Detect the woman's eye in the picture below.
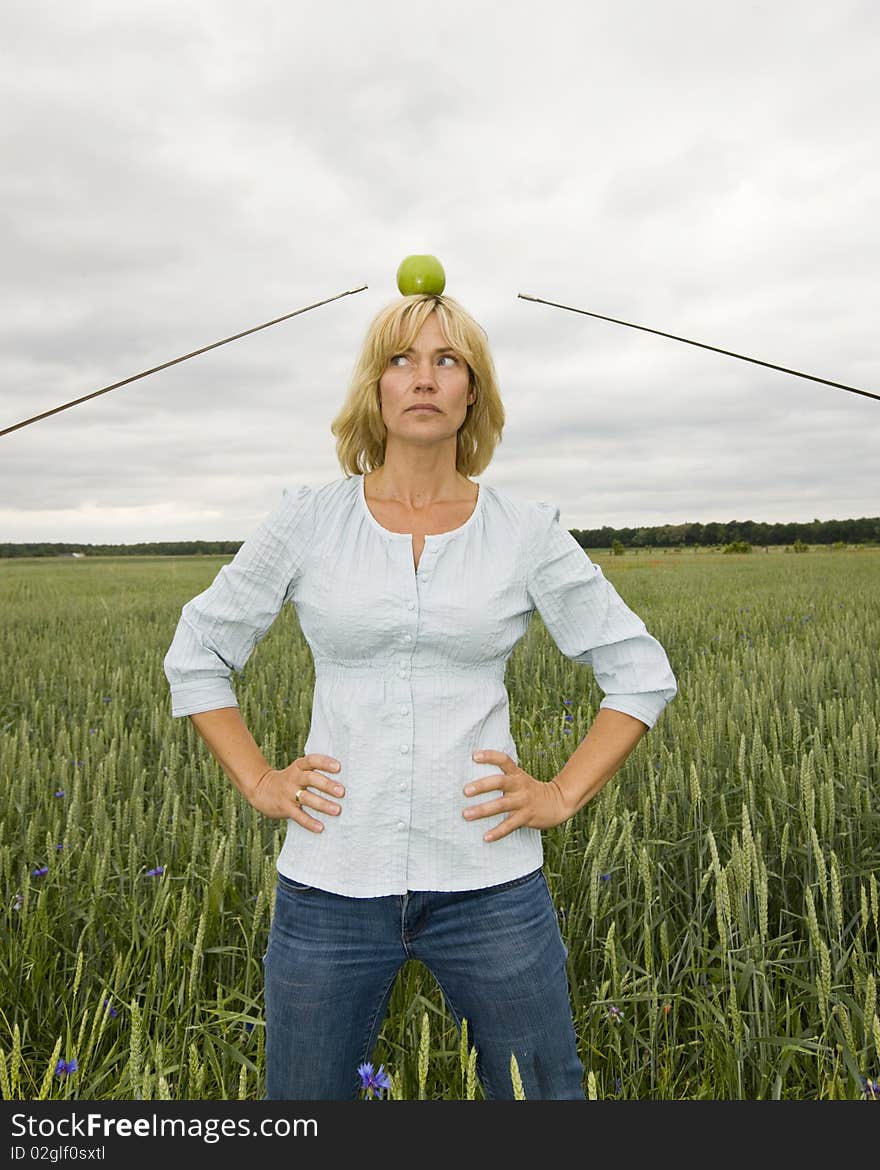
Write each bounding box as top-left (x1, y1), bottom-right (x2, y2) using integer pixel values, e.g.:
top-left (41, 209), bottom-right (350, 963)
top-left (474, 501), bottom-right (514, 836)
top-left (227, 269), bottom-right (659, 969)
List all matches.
top-left (389, 353), bottom-right (458, 368)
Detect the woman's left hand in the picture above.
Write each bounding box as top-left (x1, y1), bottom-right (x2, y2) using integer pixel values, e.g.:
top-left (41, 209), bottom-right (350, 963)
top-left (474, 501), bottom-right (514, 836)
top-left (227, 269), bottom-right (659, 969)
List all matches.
top-left (462, 750), bottom-right (571, 842)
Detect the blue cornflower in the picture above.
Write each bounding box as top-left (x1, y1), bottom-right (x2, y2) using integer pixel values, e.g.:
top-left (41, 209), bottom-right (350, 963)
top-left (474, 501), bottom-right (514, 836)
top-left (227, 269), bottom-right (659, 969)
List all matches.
top-left (358, 1062), bottom-right (392, 1100)
top-left (244, 1022), bottom-right (255, 1033)
top-left (599, 873), bottom-right (611, 882)
top-left (612, 1076), bottom-right (623, 1096)
top-left (562, 698), bottom-right (573, 705)
top-left (103, 696), bottom-right (112, 703)
top-left (146, 866), bottom-right (164, 877)
top-left (55, 843), bottom-right (64, 851)
top-left (860, 1076), bottom-right (880, 1100)
top-left (54, 790), bottom-right (65, 798)
top-left (608, 1005), bottom-right (623, 1023)
top-left (55, 1058), bottom-right (78, 1077)
top-left (31, 866), bottom-right (48, 878)
top-left (103, 999), bottom-right (119, 1018)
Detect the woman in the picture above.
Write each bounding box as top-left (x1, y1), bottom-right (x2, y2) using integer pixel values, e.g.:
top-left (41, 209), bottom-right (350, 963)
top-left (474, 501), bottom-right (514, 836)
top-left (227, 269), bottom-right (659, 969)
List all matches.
top-left (163, 291), bottom-right (677, 1100)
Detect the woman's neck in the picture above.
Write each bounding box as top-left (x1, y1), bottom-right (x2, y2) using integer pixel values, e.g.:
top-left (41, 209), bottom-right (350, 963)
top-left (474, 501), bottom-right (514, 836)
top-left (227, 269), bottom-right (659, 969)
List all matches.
top-left (366, 460), bottom-right (471, 508)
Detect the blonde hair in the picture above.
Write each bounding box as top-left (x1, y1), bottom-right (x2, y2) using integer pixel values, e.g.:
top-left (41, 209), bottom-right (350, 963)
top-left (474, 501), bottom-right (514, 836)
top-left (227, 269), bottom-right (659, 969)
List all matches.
top-left (330, 294), bottom-right (505, 477)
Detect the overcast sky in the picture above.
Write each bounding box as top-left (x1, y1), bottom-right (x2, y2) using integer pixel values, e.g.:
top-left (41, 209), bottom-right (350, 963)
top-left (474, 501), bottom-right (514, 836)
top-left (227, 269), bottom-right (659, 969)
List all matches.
top-left (2, 0), bottom-right (878, 542)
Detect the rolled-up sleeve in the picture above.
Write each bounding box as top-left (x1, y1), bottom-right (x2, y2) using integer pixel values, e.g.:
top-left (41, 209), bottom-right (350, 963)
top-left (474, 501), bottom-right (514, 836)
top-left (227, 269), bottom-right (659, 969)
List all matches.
top-left (163, 484), bottom-right (313, 717)
top-left (526, 501), bottom-right (677, 729)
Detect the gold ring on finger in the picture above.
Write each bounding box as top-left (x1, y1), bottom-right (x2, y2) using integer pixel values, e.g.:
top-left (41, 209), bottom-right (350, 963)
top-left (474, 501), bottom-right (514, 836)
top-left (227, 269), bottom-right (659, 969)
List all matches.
top-left (294, 789), bottom-right (304, 807)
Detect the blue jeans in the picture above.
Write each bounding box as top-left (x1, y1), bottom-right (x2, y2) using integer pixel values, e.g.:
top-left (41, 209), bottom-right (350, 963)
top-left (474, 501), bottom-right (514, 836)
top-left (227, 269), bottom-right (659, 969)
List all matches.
top-left (262, 866), bottom-right (585, 1100)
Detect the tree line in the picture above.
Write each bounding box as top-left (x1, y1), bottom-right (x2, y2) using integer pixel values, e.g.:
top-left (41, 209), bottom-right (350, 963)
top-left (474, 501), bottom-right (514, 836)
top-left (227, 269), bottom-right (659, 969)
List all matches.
top-left (0, 540), bottom-right (242, 559)
top-left (570, 516), bottom-right (880, 550)
top-left (1, 515), bottom-right (878, 558)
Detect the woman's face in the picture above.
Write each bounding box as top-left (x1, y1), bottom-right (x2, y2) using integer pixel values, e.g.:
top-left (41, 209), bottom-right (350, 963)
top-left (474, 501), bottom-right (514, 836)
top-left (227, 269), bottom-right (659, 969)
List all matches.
top-left (377, 313), bottom-right (475, 445)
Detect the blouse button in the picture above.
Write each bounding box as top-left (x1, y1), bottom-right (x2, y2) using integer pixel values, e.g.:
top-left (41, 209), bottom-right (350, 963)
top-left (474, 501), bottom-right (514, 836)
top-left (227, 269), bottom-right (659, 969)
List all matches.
top-left (407, 601), bottom-right (415, 610)
top-left (396, 821), bottom-right (405, 831)
top-left (399, 705), bottom-right (409, 715)
top-left (398, 781), bottom-right (407, 792)
top-left (399, 744), bottom-right (409, 754)
top-left (398, 668), bottom-right (407, 678)
top-left (403, 634), bottom-right (412, 642)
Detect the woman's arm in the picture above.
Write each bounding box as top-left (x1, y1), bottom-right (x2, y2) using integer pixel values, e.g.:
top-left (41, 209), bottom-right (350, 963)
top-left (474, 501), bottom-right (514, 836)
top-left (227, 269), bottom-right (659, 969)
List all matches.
top-left (551, 706), bottom-right (648, 817)
top-left (526, 500), bottom-right (677, 727)
top-left (188, 707), bottom-right (274, 801)
top-left (188, 706), bottom-right (344, 828)
top-left (465, 708), bottom-right (648, 840)
top-left (462, 503), bottom-right (676, 842)
top-left (163, 485), bottom-right (312, 718)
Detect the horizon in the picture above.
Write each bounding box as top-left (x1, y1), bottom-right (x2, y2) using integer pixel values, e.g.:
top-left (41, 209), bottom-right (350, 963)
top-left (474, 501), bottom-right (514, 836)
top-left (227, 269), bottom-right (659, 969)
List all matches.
top-left (4, 511), bottom-right (878, 550)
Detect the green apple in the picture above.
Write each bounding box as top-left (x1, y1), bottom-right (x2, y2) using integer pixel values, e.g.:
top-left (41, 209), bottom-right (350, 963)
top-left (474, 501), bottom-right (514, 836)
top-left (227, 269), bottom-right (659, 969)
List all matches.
top-left (396, 254), bottom-right (446, 296)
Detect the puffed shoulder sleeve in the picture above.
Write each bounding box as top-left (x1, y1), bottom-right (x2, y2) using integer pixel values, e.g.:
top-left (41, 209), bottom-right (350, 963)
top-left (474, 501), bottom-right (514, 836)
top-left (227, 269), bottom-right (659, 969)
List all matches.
top-left (526, 501), bottom-right (677, 729)
top-left (163, 484), bottom-right (314, 717)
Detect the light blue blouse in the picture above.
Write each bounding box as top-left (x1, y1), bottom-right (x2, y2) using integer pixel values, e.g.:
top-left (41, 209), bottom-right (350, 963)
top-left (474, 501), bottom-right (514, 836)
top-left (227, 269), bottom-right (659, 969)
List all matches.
top-left (163, 473), bottom-right (677, 897)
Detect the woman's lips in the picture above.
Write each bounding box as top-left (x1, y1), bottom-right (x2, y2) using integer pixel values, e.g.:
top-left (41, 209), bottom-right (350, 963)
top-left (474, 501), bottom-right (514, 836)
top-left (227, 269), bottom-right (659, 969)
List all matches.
top-left (407, 405), bottom-right (440, 411)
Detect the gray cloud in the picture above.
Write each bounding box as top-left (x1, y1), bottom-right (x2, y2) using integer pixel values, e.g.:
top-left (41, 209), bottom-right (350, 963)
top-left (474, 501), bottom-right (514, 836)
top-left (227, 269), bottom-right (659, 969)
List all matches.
top-left (2, 0), bottom-right (878, 542)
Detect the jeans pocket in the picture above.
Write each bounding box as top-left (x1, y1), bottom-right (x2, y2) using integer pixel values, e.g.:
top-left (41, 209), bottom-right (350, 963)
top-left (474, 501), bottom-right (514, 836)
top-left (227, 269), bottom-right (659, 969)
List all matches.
top-left (277, 872), bottom-right (315, 895)
top-left (488, 867), bottom-right (543, 894)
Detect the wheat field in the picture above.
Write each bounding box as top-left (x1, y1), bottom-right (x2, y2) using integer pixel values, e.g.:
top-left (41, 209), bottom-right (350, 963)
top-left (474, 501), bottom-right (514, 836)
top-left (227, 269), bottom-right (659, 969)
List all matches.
top-left (1, 546), bottom-right (878, 1100)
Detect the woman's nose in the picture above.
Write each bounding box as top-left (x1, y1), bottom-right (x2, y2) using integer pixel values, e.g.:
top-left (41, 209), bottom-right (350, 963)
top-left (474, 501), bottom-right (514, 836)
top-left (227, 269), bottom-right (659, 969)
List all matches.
top-left (413, 357), bottom-right (436, 386)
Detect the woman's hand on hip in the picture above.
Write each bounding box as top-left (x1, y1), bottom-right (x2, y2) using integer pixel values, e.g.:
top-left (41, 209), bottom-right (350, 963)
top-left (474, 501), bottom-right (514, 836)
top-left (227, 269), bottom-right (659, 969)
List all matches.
top-left (249, 754), bottom-right (344, 832)
top-left (461, 750), bottom-right (571, 843)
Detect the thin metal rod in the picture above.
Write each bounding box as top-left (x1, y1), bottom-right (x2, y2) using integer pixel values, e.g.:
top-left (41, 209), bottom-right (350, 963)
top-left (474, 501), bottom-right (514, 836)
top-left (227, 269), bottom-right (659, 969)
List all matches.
top-left (1, 285), bottom-right (369, 438)
top-left (518, 293), bottom-right (879, 403)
